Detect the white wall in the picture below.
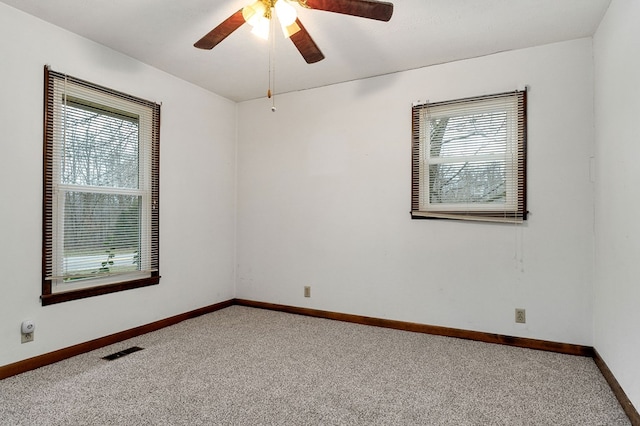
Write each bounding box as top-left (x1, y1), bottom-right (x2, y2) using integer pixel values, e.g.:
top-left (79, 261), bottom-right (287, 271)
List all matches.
top-left (593, 0), bottom-right (640, 411)
top-left (0, 3), bottom-right (237, 367)
top-left (237, 38), bottom-right (596, 345)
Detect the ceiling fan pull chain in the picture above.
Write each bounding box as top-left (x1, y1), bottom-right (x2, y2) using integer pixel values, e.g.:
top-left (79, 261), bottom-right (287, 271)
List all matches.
top-left (269, 10), bottom-right (277, 112)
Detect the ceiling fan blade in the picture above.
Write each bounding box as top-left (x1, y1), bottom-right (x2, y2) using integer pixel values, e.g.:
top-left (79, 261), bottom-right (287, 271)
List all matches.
top-left (303, 0), bottom-right (393, 22)
top-left (290, 18), bottom-right (325, 64)
top-left (194, 9), bottom-right (245, 50)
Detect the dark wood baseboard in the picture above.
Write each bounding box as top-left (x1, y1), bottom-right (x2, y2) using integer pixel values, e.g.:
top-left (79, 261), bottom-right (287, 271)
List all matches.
top-left (0, 299), bottom-right (233, 380)
top-left (233, 299), bottom-right (594, 357)
top-left (593, 349), bottom-right (640, 426)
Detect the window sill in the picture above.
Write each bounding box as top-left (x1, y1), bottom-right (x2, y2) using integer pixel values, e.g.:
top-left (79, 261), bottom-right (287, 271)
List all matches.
top-left (411, 210), bottom-right (526, 223)
top-left (41, 274), bottom-right (160, 306)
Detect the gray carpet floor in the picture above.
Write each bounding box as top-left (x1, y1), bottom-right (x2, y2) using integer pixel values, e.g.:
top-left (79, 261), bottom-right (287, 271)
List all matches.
top-left (0, 306), bottom-right (631, 425)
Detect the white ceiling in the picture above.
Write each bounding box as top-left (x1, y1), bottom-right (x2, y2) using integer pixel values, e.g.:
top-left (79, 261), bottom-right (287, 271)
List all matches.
top-left (1, 0), bottom-right (611, 102)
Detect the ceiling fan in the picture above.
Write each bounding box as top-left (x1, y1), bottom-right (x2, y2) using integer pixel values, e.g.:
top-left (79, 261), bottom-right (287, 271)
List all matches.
top-left (194, 0), bottom-right (394, 64)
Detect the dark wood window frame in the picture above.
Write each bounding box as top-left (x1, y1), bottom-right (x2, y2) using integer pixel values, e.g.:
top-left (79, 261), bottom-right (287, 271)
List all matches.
top-left (411, 90), bottom-right (527, 223)
top-left (42, 66), bottom-right (161, 306)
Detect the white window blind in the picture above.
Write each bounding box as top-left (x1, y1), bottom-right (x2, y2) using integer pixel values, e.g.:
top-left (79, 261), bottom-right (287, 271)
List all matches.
top-left (43, 67), bottom-right (160, 304)
top-left (411, 91), bottom-right (527, 223)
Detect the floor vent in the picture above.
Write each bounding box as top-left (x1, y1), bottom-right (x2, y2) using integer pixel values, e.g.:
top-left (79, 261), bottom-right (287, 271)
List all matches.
top-left (102, 346), bottom-right (144, 361)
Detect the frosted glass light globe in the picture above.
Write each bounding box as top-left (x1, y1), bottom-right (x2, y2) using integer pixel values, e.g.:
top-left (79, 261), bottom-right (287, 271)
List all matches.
top-left (275, 0), bottom-right (297, 26)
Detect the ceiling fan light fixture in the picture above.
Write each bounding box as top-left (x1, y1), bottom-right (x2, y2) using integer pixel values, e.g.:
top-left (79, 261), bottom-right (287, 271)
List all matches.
top-left (274, 0), bottom-right (297, 26)
top-left (281, 20), bottom-right (301, 38)
top-left (242, 1), bottom-right (267, 27)
top-left (251, 16), bottom-right (271, 40)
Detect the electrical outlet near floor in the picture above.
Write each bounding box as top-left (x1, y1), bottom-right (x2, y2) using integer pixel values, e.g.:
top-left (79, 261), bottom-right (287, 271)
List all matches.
top-left (515, 308), bottom-right (526, 324)
top-left (21, 332), bottom-right (34, 343)
top-left (304, 286), bottom-right (311, 298)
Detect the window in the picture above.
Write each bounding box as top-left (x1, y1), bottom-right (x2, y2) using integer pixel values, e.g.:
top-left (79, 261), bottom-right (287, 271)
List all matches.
top-left (411, 90), bottom-right (527, 223)
top-left (42, 67), bottom-right (160, 305)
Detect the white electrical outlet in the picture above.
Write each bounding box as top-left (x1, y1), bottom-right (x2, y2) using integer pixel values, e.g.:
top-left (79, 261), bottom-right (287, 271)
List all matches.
top-left (515, 308), bottom-right (526, 324)
top-left (21, 332), bottom-right (34, 344)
